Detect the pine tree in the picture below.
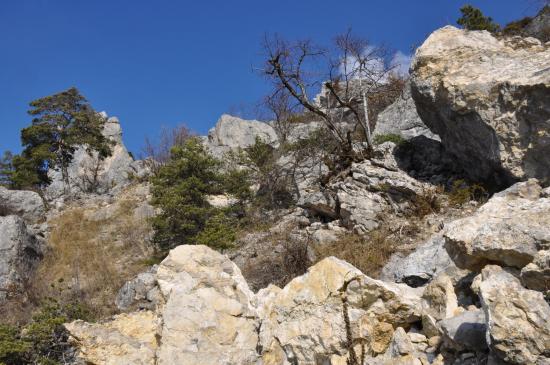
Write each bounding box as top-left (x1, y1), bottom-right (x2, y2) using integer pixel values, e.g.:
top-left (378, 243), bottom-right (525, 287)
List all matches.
top-left (17, 87), bottom-right (113, 192)
top-left (457, 5), bottom-right (500, 32)
top-left (150, 137), bottom-right (227, 250)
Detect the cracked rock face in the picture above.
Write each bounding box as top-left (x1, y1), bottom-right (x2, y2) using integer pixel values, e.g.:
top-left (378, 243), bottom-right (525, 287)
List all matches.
top-left (0, 215), bottom-right (42, 300)
top-left (443, 179), bottom-right (550, 271)
top-left (373, 81), bottom-right (439, 142)
top-left (65, 246), bottom-right (424, 365)
top-left (478, 265), bottom-right (550, 365)
top-left (46, 115), bottom-right (147, 199)
top-left (0, 187), bottom-right (45, 224)
top-left (411, 26), bottom-right (550, 186)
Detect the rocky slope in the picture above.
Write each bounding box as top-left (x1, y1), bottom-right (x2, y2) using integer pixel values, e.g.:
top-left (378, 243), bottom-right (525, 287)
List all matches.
top-left (65, 181), bottom-right (550, 364)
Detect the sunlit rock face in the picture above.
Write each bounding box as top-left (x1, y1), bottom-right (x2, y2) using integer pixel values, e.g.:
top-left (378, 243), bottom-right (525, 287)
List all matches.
top-left (411, 26), bottom-right (550, 187)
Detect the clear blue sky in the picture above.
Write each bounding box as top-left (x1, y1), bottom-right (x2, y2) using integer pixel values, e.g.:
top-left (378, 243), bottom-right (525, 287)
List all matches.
top-left (0, 0), bottom-right (542, 156)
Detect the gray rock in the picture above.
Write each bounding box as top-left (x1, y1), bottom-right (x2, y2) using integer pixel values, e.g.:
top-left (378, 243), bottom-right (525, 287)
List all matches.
top-left (440, 309), bottom-right (487, 351)
top-left (205, 114), bottom-right (278, 158)
top-left (46, 114), bottom-right (145, 199)
top-left (444, 180), bottom-right (550, 271)
top-left (524, 6), bottom-right (550, 42)
top-left (411, 26), bottom-right (550, 186)
top-left (0, 215), bottom-right (42, 300)
top-left (520, 250), bottom-right (550, 293)
top-left (0, 187), bottom-right (45, 224)
top-left (374, 82), bottom-right (439, 141)
top-left (115, 266), bottom-right (159, 311)
top-left (478, 265), bottom-right (550, 365)
top-left (385, 327), bottom-right (415, 357)
top-left (381, 235), bottom-right (456, 287)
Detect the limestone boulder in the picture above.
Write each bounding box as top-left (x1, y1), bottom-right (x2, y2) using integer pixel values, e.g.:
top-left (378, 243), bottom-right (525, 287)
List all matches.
top-left (0, 186), bottom-right (45, 224)
top-left (421, 273), bottom-right (458, 321)
top-left (0, 215), bottom-right (42, 300)
top-left (439, 309), bottom-right (487, 351)
top-left (520, 249), bottom-right (550, 293)
top-left (258, 257), bottom-right (423, 364)
top-left (411, 26), bottom-right (550, 186)
top-left (478, 265), bottom-right (550, 365)
top-left (444, 179), bottom-right (550, 271)
top-left (155, 245), bottom-right (259, 365)
top-left (205, 114), bottom-right (278, 158)
top-left (374, 82), bottom-right (439, 141)
top-left (381, 234), bottom-right (456, 287)
top-left (65, 311), bottom-right (159, 365)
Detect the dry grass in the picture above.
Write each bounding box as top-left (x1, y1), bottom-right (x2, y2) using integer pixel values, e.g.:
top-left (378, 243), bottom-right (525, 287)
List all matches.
top-left (238, 229), bottom-right (311, 292)
top-left (411, 187), bottom-right (443, 218)
top-left (314, 228), bottom-right (396, 278)
top-left (30, 192), bottom-right (153, 319)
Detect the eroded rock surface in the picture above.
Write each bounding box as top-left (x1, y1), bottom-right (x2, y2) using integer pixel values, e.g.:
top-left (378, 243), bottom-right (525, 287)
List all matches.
top-left (444, 179), bottom-right (550, 271)
top-left (374, 82), bottom-right (439, 141)
top-left (0, 187), bottom-right (45, 224)
top-left (411, 26), bottom-right (550, 186)
top-left (0, 215), bottom-right (42, 300)
top-left (477, 265), bottom-right (550, 365)
top-left (47, 114), bottom-right (147, 199)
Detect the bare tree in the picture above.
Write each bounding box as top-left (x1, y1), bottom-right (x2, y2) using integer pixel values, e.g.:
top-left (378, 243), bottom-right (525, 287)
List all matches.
top-left (141, 124), bottom-right (193, 173)
top-left (262, 30), bottom-right (402, 166)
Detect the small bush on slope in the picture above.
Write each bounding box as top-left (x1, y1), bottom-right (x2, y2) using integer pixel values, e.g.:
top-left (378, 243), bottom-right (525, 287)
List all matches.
top-left (0, 299), bottom-right (91, 365)
top-left (150, 137), bottom-right (251, 251)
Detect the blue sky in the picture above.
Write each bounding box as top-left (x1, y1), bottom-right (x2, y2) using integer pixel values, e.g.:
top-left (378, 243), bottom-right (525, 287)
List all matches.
top-left (0, 0), bottom-right (542, 156)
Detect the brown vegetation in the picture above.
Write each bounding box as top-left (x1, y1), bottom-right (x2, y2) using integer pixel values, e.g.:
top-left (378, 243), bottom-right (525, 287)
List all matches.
top-left (30, 187), bottom-right (153, 319)
top-left (314, 228), bottom-right (396, 278)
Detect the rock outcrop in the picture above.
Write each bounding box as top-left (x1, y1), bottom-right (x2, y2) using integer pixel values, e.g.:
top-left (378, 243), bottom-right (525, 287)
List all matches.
top-left (373, 82), bottom-right (439, 141)
top-left (205, 114), bottom-right (279, 158)
top-left (0, 215), bottom-right (42, 300)
top-left (302, 142), bottom-right (436, 234)
top-left (0, 186), bottom-right (45, 224)
top-left (46, 114), bottom-right (147, 199)
top-left (444, 179), bottom-right (550, 272)
top-left (66, 245), bottom-right (424, 365)
top-left (411, 26), bottom-right (550, 186)
top-left (525, 5), bottom-right (550, 42)
top-left (476, 265), bottom-right (550, 364)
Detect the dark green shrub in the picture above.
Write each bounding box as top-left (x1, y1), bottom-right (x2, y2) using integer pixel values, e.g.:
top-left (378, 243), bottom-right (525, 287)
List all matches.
top-left (457, 5), bottom-right (500, 32)
top-left (0, 325), bottom-right (30, 365)
top-left (195, 211), bottom-right (236, 250)
top-left (150, 137), bottom-right (251, 251)
top-left (0, 298), bottom-right (92, 365)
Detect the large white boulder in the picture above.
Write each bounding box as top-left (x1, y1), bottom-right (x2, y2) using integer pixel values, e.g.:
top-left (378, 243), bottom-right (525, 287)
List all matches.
top-left (411, 26), bottom-right (550, 186)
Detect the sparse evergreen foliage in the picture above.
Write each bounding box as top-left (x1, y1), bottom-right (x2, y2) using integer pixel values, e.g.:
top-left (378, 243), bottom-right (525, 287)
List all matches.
top-left (457, 5), bottom-right (500, 32)
top-left (150, 137), bottom-right (250, 251)
top-left (14, 87), bottom-right (113, 192)
top-left (0, 299), bottom-right (92, 365)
